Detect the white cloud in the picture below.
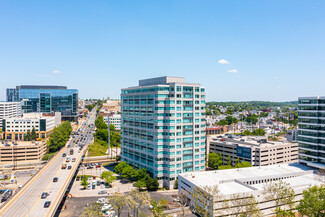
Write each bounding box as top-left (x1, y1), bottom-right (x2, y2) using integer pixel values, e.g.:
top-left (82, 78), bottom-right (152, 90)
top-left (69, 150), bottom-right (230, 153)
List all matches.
top-left (228, 69), bottom-right (238, 73)
top-left (52, 70), bottom-right (62, 74)
top-left (218, 59), bottom-right (230, 64)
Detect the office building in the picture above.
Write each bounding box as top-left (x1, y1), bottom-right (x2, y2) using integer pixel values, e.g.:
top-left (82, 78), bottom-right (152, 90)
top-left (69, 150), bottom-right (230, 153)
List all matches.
top-left (104, 114), bottom-right (121, 130)
top-left (208, 136), bottom-right (298, 166)
top-left (121, 76), bottom-right (206, 188)
top-left (6, 85), bottom-right (78, 121)
top-left (298, 96), bottom-right (325, 169)
top-left (178, 163), bottom-right (323, 216)
top-left (287, 128), bottom-right (298, 142)
top-left (2, 112), bottom-right (61, 140)
top-left (0, 102), bottom-right (22, 130)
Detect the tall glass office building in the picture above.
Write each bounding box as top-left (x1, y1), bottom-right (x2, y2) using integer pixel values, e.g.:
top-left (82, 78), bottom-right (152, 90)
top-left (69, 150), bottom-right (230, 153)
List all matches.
top-left (121, 76), bottom-right (206, 188)
top-left (6, 85), bottom-right (78, 121)
top-left (298, 96), bottom-right (325, 169)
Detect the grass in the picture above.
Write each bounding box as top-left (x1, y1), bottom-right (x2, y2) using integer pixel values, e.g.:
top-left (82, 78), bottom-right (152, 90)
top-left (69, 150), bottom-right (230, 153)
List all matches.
top-left (88, 140), bottom-right (108, 157)
top-left (41, 152), bottom-right (57, 161)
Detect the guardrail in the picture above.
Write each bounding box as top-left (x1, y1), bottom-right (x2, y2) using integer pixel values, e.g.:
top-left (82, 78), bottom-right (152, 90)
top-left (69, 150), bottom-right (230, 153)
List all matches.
top-left (49, 139), bottom-right (93, 217)
top-left (0, 138), bottom-right (71, 215)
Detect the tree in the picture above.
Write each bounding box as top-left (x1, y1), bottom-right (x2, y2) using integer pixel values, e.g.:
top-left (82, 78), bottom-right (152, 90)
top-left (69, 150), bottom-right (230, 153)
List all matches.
top-left (226, 156), bottom-right (232, 166)
top-left (114, 161), bottom-right (129, 174)
top-left (24, 130), bottom-right (31, 141)
top-left (297, 185), bottom-right (325, 217)
top-left (246, 115), bottom-right (258, 124)
top-left (235, 161), bottom-right (252, 168)
top-left (217, 119), bottom-right (228, 126)
top-left (205, 107), bottom-right (212, 116)
top-left (134, 180), bottom-right (146, 190)
top-left (227, 193), bottom-right (262, 217)
top-left (121, 166), bottom-right (138, 180)
top-left (101, 171), bottom-right (117, 186)
top-left (253, 128), bottom-right (266, 136)
top-left (95, 115), bottom-right (108, 130)
top-left (129, 189), bottom-right (151, 217)
top-left (242, 130), bottom-right (252, 136)
top-left (81, 177), bottom-right (88, 189)
top-left (218, 165), bottom-right (233, 170)
top-left (149, 199), bottom-right (166, 217)
top-left (263, 180), bottom-right (295, 216)
top-left (108, 193), bottom-right (128, 217)
top-left (31, 127), bottom-right (37, 140)
top-left (225, 116), bottom-right (238, 125)
top-left (80, 202), bottom-right (103, 217)
top-left (177, 189), bottom-right (190, 217)
top-left (147, 178), bottom-right (159, 191)
top-left (208, 153), bottom-right (223, 170)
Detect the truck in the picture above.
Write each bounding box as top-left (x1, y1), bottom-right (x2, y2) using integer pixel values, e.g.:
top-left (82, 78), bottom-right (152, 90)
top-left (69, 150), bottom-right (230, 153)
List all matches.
top-left (61, 164), bottom-right (67, 169)
top-left (70, 149), bottom-right (74, 155)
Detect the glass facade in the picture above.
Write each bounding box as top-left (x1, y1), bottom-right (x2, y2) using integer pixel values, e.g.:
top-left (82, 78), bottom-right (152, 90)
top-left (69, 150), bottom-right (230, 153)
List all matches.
top-left (7, 86), bottom-right (78, 120)
top-left (298, 97), bottom-right (325, 167)
top-left (121, 77), bottom-right (206, 188)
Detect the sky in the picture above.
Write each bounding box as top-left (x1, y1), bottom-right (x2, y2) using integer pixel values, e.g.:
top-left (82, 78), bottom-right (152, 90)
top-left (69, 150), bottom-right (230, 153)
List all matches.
top-left (0, 0), bottom-right (325, 102)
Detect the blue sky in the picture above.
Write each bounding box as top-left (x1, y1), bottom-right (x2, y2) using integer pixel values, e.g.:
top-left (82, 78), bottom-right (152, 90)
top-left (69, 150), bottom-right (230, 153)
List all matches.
top-left (0, 0), bottom-right (324, 101)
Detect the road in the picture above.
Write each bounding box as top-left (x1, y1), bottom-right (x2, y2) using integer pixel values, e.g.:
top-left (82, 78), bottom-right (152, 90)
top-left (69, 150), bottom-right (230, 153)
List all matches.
top-left (0, 108), bottom-right (97, 217)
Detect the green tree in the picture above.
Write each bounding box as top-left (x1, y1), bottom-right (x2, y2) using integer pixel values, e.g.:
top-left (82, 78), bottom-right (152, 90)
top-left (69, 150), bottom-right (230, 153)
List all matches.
top-left (129, 189), bottom-right (151, 217)
top-left (24, 130), bottom-right (31, 141)
top-left (235, 161), bottom-right (252, 168)
top-left (114, 161), bottom-right (129, 174)
top-left (95, 115), bottom-right (108, 130)
top-left (246, 115), bottom-right (258, 124)
top-left (242, 130), bottom-right (252, 136)
top-left (218, 165), bottom-right (233, 170)
top-left (80, 202), bottom-right (103, 217)
top-left (208, 153), bottom-right (223, 170)
top-left (226, 156), bottom-right (232, 166)
top-left (149, 199), bottom-right (166, 217)
top-left (101, 171), bottom-right (117, 186)
top-left (81, 177), bottom-right (88, 189)
top-left (31, 127), bottom-right (37, 140)
top-left (225, 116), bottom-right (238, 125)
top-left (297, 185), bottom-right (325, 217)
top-left (217, 119), bottom-right (228, 126)
top-left (134, 180), bottom-right (146, 190)
top-left (108, 193), bottom-right (128, 217)
top-left (147, 177), bottom-right (159, 191)
top-left (205, 107), bottom-right (212, 116)
top-left (253, 128), bottom-right (266, 136)
top-left (121, 166), bottom-right (138, 180)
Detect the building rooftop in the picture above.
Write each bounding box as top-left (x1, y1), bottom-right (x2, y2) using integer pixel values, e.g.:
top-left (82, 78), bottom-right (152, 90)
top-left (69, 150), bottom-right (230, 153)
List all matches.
top-left (210, 135), bottom-right (294, 148)
top-left (16, 85), bottom-right (67, 90)
top-left (139, 76), bottom-right (185, 86)
top-left (0, 141), bottom-right (46, 147)
top-left (179, 163), bottom-right (322, 195)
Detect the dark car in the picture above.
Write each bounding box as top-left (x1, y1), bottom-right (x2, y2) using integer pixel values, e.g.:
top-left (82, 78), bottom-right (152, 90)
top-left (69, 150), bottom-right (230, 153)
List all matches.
top-left (76, 176), bottom-right (80, 181)
top-left (62, 153), bottom-right (66, 157)
top-left (97, 181), bottom-right (100, 186)
top-left (68, 166), bottom-right (72, 170)
top-left (105, 183), bottom-right (110, 188)
top-left (44, 201), bottom-right (51, 208)
top-left (53, 177), bottom-right (58, 182)
top-left (92, 185), bottom-right (95, 189)
top-left (87, 166), bottom-right (94, 169)
top-left (67, 145), bottom-right (70, 148)
top-left (98, 190), bottom-right (107, 195)
top-left (41, 192), bottom-right (49, 199)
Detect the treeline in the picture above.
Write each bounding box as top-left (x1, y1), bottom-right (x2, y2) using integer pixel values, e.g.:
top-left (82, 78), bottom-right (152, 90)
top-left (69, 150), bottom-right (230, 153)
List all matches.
top-left (48, 121), bottom-right (72, 153)
top-left (208, 153), bottom-right (252, 170)
top-left (95, 115), bottom-right (120, 147)
top-left (207, 101), bottom-right (297, 107)
top-left (114, 161), bottom-right (159, 191)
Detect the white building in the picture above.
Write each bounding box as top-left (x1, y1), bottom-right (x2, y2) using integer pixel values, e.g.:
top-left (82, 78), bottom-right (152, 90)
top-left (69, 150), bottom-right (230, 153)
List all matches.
top-left (121, 76), bottom-right (206, 188)
top-left (178, 163), bottom-right (323, 216)
top-left (104, 114), bottom-right (121, 130)
top-left (208, 135), bottom-right (298, 166)
top-left (0, 101), bottom-right (22, 128)
top-left (2, 112), bottom-right (61, 140)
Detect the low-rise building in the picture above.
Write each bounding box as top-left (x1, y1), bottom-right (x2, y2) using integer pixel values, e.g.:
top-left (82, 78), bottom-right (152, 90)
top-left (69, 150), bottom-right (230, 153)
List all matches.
top-left (1, 112), bottom-right (61, 140)
top-left (208, 135), bottom-right (298, 166)
top-left (104, 114), bottom-right (121, 130)
top-left (0, 141), bottom-right (47, 163)
top-left (205, 126), bottom-right (227, 135)
top-left (178, 163), bottom-right (323, 216)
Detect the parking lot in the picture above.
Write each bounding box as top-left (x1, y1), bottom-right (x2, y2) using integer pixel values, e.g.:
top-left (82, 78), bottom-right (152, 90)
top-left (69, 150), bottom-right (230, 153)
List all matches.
top-left (69, 163), bottom-right (135, 197)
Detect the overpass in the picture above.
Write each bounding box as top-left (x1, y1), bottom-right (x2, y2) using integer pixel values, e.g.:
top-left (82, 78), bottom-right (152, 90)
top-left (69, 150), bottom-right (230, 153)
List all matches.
top-left (0, 107), bottom-right (97, 217)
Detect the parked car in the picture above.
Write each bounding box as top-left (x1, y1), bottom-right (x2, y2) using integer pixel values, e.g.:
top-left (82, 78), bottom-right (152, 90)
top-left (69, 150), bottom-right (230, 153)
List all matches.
top-left (100, 184), bottom-right (105, 189)
top-left (105, 183), bottom-right (110, 188)
top-left (68, 166), bottom-right (72, 170)
top-left (44, 201), bottom-right (51, 208)
top-left (53, 177), bottom-right (58, 182)
top-left (98, 190), bottom-right (108, 195)
top-left (92, 185), bottom-right (96, 190)
top-left (101, 204), bottom-right (113, 211)
top-left (96, 165), bottom-right (101, 168)
top-left (97, 181), bottom-right (100, 186)
top-left (62, 153), bottom-right (66, 157)
top-left (87, 166), bottom-right (94, 169)
top-left (41, 192), bottom-right (49, 199)
top-left (76, 176), bottom-right (80, 181)
top-left (87, 184), bottom-right (91, 190)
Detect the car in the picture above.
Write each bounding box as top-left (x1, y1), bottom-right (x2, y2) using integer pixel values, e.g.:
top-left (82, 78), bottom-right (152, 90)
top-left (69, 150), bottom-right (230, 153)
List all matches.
top-left (92, 185), bottom-right (95, 189)
top-left (62, 153), bottom-right (66, 157)
top-left (95, 163), bottom-right (98, 166)
top-left (87, 184), bottom-right (91, 190)
top-left (68, 166), bottom-right (72, 170)
top-left (96, 165), bottom-right (101, 168)
top-left (105, 183), bottom-right (110, 188)
top-left (53, 177), bottom-right (58, 182)
top-left (76, 176), bottom-right (80, 181)
top-left (72, 158), bottom-right (76, 162)
top-left (44, 201), bottom-right (51, 208)
top-left (87, 166), bottom-right (94, 169)
top-left (97, 181), bottom-right (100, 186)
top-left (93, 176), bottom-right (96, 180)
top-left (104, 210), bottom-right (115, 216)
top-left (100, 184), bottom-right (105, 189)
top-left (67, 145), bottom-right (70, 148)
top-left (98, 190), bottom-right (108, 195)
top-left (41, 192), bottom-right (49, 199)
top-left (101, 204), bottom-right (113, 211)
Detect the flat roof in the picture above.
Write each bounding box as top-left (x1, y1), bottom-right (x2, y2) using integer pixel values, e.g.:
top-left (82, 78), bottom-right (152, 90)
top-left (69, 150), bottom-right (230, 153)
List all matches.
top-left (0, 141), bottom-right (46, 147)
top-left (210, 136), bottom-right (294, 148)
top-left (16, 85), bottom-right (67, 89)
top-left (179, 163), bottom-right (322, 195)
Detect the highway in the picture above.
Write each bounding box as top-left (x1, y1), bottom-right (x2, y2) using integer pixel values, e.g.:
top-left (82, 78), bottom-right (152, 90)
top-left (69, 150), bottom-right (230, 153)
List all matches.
top-left (0, 107), bottom-right (97, 217)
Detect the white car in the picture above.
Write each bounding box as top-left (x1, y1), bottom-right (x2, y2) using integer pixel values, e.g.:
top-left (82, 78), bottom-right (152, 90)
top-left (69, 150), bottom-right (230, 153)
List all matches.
top-left (104, 210), bottom-right (116, 217)
top-left (97, 198), bottom-right (105, 204)
top-left (101, 204), bottom-right (113, 211)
